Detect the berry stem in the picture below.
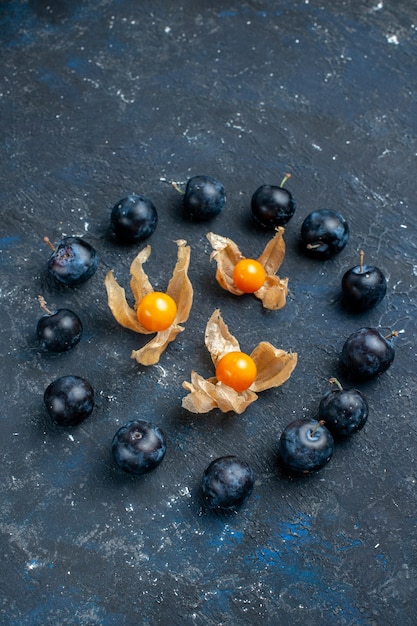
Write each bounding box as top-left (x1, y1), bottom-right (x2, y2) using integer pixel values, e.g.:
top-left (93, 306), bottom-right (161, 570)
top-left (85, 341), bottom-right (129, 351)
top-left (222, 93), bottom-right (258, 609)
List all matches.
top-left (329, 377), bottom-right (343, 391)
top-left (279, 173), bottom-right (291, 188)
top-left (43, 236), bottom-right (56, 252)
top-left (385, 330), bottom-right (399, 340)
top-left (160, 178), bottom-right (186, 194)
top-left (359, 249), bottom-right (365, 273)
top-left (310, 419), bottom-right (326, 437)
top-left (38, 295), bottom-right (53, 316)
top-left (171, 182), bottom-right (185, 195)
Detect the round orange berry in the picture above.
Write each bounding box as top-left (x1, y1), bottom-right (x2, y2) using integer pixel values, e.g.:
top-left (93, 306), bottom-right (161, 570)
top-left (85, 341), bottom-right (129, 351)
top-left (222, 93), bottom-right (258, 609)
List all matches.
top-left (137, 292), bottom-right (177, 332)
top-left (233, 258), bottom-right (266, 293)
top-left (215, 351), bottom-right (257, 392)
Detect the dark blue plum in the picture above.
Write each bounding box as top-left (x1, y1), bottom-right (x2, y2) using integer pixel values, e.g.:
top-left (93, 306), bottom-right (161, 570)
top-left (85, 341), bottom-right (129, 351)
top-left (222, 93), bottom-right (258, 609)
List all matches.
top-left (112, 419), bottom-right (167, 476)
top-left (44, 375), bottom-right (94, 426)
top-left (341, 327), bottom-right (396, 381)
top-left (251, 175), bottom-right (295, 228)
top-left (201, 455), bottom-right (254, 510)
top-left (46, 236), bottom-right (98, 286)
top-left (319, 378), bottom-right (368, 437)
top-left (37, 302), bottom-right (83, 352)
top-left (111, 194), bottom-right (158, 244)
top-left (279, 418), bottom-right (334, 474)
top-left (183, 175), bottom-right (226, 221)
top-left (301, 209), bottom-right (349, 259)
top-left (342, 251), bottom-right (387, 311)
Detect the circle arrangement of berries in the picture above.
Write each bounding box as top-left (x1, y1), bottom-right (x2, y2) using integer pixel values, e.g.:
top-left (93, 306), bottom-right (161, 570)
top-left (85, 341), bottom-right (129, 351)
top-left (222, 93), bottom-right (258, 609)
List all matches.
top-left (35, 171), bottom-right (398, 513)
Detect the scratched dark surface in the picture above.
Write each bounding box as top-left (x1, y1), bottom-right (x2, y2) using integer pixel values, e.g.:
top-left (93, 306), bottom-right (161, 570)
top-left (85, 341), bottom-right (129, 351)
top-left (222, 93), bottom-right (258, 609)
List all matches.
top-left (1, 0), bottom-right (417, 624)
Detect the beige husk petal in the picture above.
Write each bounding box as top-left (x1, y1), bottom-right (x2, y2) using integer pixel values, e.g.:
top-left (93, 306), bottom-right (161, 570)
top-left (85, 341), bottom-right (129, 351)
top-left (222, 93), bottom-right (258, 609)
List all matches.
top-left (131, 326), bottom-right (184, 366)
top-left (256, 227), bottom-right (286, 274)
top-left (206, 228), bottom-right (288, 309)
top-left (105, 240), bottom-right (193, 365)
top-left (165, 240), bottom-right (193, 324)
top-left (254, 276), bottom-right (289, 310)
top-left (104, 270), bottom-right (150, 334)
top-left (206, 232), bottom-right (244, 295)
top-left (249, 341), bottom-right (298, 393)
top-left (129, 245), bottom-right (153, 305)
top-left (182, 372), bottom-right (258, 414)
top-left (181, 309), bottom-right (297, 414)
top-left (204, 308), bottom-right (240, 365)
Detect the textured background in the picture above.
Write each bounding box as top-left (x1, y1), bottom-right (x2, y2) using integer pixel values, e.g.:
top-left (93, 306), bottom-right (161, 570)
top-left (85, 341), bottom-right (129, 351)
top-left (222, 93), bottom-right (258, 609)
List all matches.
top-left (1, 1), bottom-right (417, 624)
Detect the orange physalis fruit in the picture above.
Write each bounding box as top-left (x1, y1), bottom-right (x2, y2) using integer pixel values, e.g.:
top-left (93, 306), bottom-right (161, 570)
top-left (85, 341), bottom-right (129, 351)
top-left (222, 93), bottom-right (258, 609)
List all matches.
top-left (232, 258), bottom-right (266, 293)
top-left (104, 240), bottom-right (193, 366)
top-left (181, 309), bottom-right (298, 414)
top-left (206, 229), bottom-right (288, 310)
top-left (215, 351), bottom-right (258, 392)
top-left (137, 292), bottom-right (177, 332)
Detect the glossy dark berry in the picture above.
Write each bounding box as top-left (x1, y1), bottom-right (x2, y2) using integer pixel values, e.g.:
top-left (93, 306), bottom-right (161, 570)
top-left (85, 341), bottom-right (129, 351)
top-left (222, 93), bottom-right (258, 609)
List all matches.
top-left (251, 174), bottom-right (295, 228)
top-left (111, 194), bottom-right (158, 244)
top-left (341, 327), bottom-right (396, 381)
top-left (183, 175), bottom-right (226, 221)
top-left (318, 378), bottom-right (368, 437)
top-left (342, 250), bottom-right (387, 311)
top-left (300, 209), bottom-right (349, 259)
top-left (46, 236), bottom-right (98, 287)
top-left (112, 419), bottom-right (167, 476)
top-left (201, 455), bottom-right (254, 510)
top-left (37, 299), bottom-right (83, 352)
top-left (278, 418), bottom-right (334, 474)
top-left (44, 375), bottom-right (94, 426)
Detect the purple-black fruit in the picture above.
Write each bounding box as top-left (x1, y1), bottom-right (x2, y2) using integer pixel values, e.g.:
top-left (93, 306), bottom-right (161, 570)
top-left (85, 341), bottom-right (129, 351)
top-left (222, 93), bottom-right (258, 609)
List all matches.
top-left (278, 418), bottom-right (334, 474)
top-left (201, 455), bottom-right (254, 510)
top-left (318, 377), bottom-right (368, 437)
top-left (251, 173), bottom-right (295, 228)
top-left (45, 236), bottom-right (98, 286)
top-left (183, 175), bottom-right (226, 221)
top-left (37, 296), bottom-right (83, 352)
top-left (44, 375), bottom-right (94, 426)
top-left (300, 209), bottom-right (349, 259)
top-left (342, 250), bottom-right (387, 312)
top-left (341, 327), bottom-right (397, 381)
top-left (111, 194), bottom-right (158, 244)
top-left (112, 419), bottom-right (167, 476)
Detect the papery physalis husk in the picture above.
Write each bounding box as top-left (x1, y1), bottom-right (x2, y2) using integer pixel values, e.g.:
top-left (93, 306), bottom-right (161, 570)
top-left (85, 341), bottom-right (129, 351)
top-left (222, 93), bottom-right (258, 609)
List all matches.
top-left (182, 309), bottom-right (297, 414)
top-left (206, 228), bottom-right (289, 310)
top-left (104, 240), bottom-right (193, 366)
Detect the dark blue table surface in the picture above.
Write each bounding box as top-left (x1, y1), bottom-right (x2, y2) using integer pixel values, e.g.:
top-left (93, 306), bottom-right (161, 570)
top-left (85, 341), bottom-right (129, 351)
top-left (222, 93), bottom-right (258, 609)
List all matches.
top-left (1, 1), bottom-right (417, 624)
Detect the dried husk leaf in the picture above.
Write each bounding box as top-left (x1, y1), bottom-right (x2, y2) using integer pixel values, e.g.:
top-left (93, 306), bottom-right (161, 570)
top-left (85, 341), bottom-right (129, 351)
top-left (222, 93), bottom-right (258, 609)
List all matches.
top-left (166, 240), bottom-right (193, 324)
top-left (129, 245), bottom-right (153, 305)
top-left (105, 240), bottom-right (193, 365)
top-left (250, 341), bottom-right (298, 393)
top-left (206, 232), bottom-right (244, 295)
top-left (131, 241), bottom-right (193, 365)
top-left (104, 270), bottom-right (151, 334)
top-left (182, 371), bottom-right (258, 414)
top-left (204, 308), bottom-right (240, 365)
top-left (254, 276), bottom-right (288, 310)
top-left (206, 228), bottom-right (288, 309)
top-left (131, 326), bottom-right (184, 366)
top-left (181, 309), bottom-right (298, 414)
top-left (256, 227), bottom-right (286, 274)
